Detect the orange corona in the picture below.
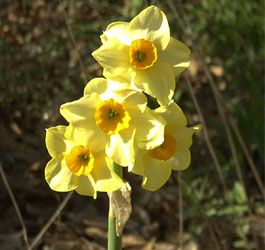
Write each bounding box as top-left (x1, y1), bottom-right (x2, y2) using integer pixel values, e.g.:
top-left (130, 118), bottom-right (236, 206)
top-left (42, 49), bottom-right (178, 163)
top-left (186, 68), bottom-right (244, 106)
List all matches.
top-left (95, 98), bottom-right (131, 135)
top-left (129, 39), bottom-right (157, 69)
top-left (149, 133), bottom-right (176, 161)
top-left (65, 145), bottom-right (94, 176)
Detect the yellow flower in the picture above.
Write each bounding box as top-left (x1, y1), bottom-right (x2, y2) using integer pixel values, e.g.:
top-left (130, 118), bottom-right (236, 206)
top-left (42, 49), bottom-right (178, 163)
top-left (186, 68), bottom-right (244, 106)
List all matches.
top-left (45, 125), bottom-right (124, 198)
top-left (92, 6), bottom-right (190, 105)
top-left (60, 77), bottom-right (165, 169)
top-left (132, 102), bottom-right (202, 191)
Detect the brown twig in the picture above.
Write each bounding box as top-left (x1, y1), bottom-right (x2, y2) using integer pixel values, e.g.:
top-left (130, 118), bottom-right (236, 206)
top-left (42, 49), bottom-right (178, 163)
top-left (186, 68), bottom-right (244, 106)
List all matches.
top-left (200, 54), bottom-right (246, 190)
top-left (59, 0), bottom-right (88, 83)
top-left (184, 73), bottom-right (228, 193)
top-left (228, 116), bottom-right (265, 199)
top-left (27, 191), bottom-right (74, 250)
top-left (196, 200), bottom-right (223, 250)
top-left (0, 162), bottom-right (29, 248)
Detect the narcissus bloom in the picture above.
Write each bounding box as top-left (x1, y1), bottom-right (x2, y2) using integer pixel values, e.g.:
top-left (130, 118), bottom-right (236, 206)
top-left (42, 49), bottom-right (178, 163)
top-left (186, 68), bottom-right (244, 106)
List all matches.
top-left (92, 6), bottom-right (190, 105)
top-left (45, 125), bottom-right (123, 198)
top-left (60, 77), bottom-right (165, 169)
top-left (132, 102), bottom-right (202, 191)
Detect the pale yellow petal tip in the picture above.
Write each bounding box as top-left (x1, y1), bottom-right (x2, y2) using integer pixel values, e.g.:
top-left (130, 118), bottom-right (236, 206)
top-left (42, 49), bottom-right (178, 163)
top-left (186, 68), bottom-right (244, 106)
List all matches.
top-left (192, 124), bottom-right (203, 132)
top-left (91, 50), bottom-right (97, 59)
top-left (100, 33), bottom-right (107, 43)
top-left (46, 125), bottom-right (66, 133)
top-left (142, 176), bottom-right (147, 186)
top-left (143, 5), bottom-right (163, 14)
top-left (128, 163), bottom-right (134, 172)
top-left (91, 49), bottom-right (101, 61)
top-left (59, 103), bottom-right (66, 114)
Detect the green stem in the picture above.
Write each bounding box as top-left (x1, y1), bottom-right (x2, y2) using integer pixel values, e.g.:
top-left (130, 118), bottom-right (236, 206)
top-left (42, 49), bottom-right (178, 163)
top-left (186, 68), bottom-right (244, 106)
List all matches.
top-left (112, 162), bottom-right (123, 179)
top-left (108, 162), bottom-right (123, 250)
top-left (108, 213), bottom-right (122, 250)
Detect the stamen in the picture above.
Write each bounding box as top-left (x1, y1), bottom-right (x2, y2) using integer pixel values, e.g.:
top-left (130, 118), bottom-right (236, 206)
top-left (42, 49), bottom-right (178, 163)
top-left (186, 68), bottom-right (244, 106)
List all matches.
top-left (78, 153), bottom-right (89, 164)
top-left (107, 108), bottom-right (120, 119)
top-left (135, 51), bottom-right (146, 62)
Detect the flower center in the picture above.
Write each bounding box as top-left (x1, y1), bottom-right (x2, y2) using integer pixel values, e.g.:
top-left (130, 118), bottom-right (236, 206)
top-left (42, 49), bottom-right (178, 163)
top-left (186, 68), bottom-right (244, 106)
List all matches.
top-left (95, 98), bottom-right (131, 135)
top-left (129, 39), bottom-right (157, 69)
top-left (148, 133), bottom-right (177, 161)
top-left (66, 145), bottom-right (94, 176)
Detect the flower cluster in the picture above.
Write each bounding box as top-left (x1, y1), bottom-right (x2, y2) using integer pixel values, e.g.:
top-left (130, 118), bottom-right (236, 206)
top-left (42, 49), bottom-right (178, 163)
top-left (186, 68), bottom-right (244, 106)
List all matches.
top-left (45, 6), bottom-right (201, 197)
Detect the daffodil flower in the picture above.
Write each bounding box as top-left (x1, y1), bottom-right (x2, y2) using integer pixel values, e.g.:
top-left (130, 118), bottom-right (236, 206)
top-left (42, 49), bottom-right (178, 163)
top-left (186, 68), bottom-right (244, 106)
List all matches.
top-left (92, 6), bottom-right (190, 105)
top-left (45, 125), bottom-right (124, 198)
top-left (60, 77), bottom-right (165, 169)
top-left (132, 102), bottom-right (202, 191)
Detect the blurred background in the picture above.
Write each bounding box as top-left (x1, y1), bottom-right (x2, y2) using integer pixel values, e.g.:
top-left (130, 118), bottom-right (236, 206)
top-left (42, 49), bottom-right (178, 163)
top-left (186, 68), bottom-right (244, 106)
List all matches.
top-left (0, 0), bottom-right (264, 249)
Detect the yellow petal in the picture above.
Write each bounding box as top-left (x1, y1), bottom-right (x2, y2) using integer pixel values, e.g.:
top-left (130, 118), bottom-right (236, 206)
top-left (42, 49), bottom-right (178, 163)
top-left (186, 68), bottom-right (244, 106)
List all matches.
top-left (45, 157), bottom-right (79, 192)
top-left (173, 125), bottom-right (202, 151)
top-left (134, 61), bottom-right (175, 105)
top-left (154, 102), bottom-right (187, 129)
top-left (103, 82), bottom-right (145, 108)
top-left (133, 108), bottom-right (165, 149)
top-left (159, 37), bottom-right (191, 76)
top-left (91, 152), bottom-right (123, 192)
top-left (101, 21), bottom-right (131, 45)
top-left (106, 127), bottom-right (136, 168)
top-left (45, 125), bottom-right (67, 158)
top-left (120, 90), bottom-right (147, 113)
top-left (136, 129), bottom-right (164, 151)
top-left (131, 148), bottom-right (146, 176)
top-left (169, 150), bottom-right (191, 171)
top-left (75, 175), bottom-right (97, 198)
top-left (60, 95), bottom-right (107, 152)
top-left (65, 125), bottom-right (106, 153)
top-left (84, 78), bottom-right (109, 96)
top-left (129, 6), bottom-right (170, 50)
top-left (84, 77), bottom-right (132, 105)
top-left (92, 37), bottom-right (131, 77)
top-left (60, 93), bottom-right (100, 128)
top-left (103, 68), bottom-right (133, 85)
top-left (141, 154), bottom-right (172, 191)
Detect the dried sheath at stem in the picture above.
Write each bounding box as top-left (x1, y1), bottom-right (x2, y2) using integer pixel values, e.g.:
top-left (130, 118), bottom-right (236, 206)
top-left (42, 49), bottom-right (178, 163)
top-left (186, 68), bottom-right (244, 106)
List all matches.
top-left (108, 182), bottom-right (132, 236)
